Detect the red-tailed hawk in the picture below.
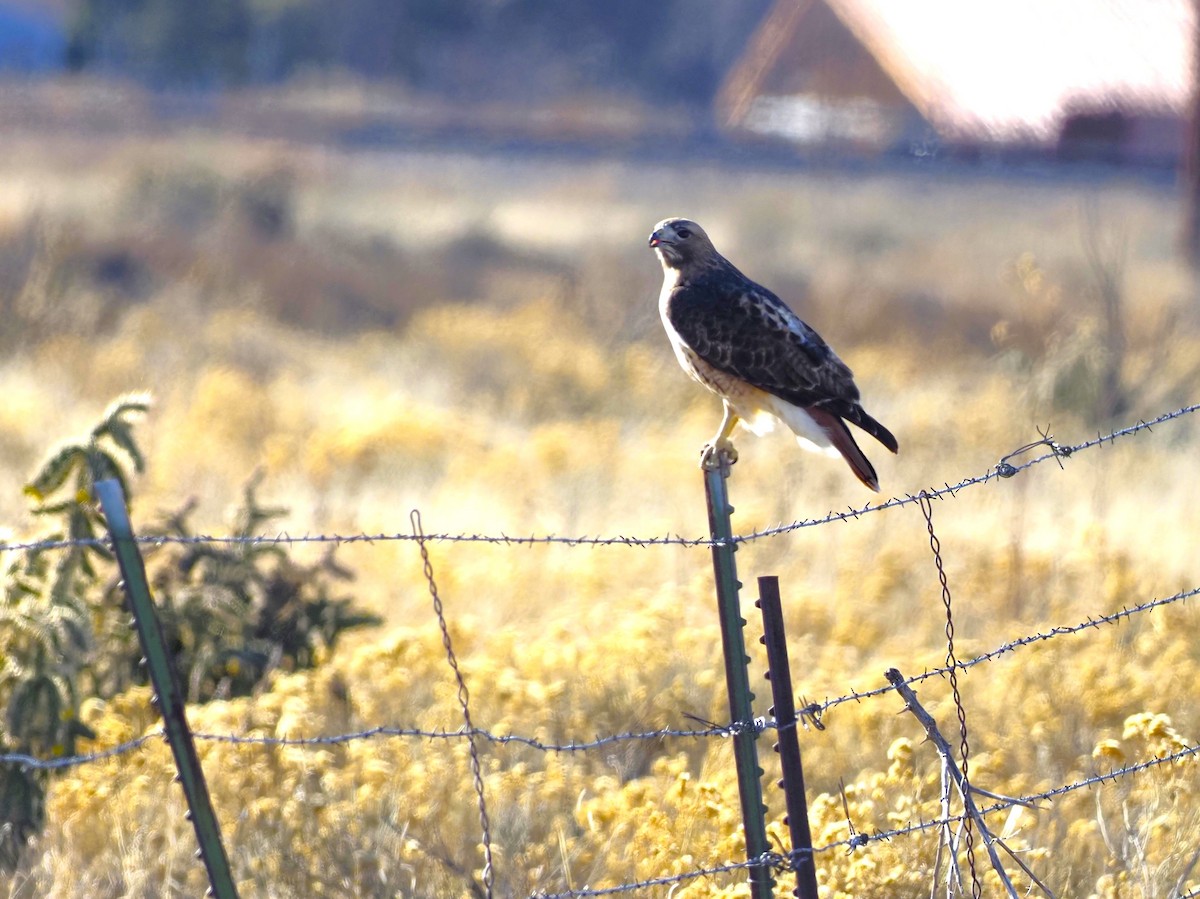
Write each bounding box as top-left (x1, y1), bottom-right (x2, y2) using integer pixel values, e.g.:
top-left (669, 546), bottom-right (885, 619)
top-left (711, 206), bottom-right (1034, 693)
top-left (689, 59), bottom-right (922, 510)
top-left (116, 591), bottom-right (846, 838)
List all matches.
top-left (649, 217), bottom-right (897, 491)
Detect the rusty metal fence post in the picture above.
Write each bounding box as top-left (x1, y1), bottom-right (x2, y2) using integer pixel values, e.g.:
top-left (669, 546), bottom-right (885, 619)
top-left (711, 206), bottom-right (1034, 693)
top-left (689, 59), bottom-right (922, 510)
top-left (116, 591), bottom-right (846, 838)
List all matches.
top-left (702, 457), bottom-right (773, 899)
top-left (758, 575), bottom-right (820, 899)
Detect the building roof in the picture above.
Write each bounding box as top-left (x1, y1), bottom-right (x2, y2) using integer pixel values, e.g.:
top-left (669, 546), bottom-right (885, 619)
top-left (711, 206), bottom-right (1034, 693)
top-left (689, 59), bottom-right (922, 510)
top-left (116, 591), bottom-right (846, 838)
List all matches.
top-left (722, 0), bottom-right (1196, 148)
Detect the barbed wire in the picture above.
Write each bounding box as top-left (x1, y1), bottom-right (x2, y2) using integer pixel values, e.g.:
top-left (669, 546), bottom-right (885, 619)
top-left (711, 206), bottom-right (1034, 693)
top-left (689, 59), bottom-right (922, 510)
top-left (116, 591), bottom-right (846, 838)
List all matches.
top-left (822, 738), bottom-right (1200, 862)
top-left (4, 581), bottom-right (1194, 772)
top-left (28, 710), bottom-right (1187, 893)
top-left (733, 401), bottom-right (1197, 543)
top-left (0, 724), bottom-right (741, 771)
top-left (2, 403), bottom-right (1196, 556)
top-left (803, 737), bottom-right (1200, 861)
top-left (804, 582), bottom-right (1200, 722)
top-left (981, 740), bottom-right (1200, 812)
top-left (528, 738), bottom-right (1200, 899)
top-left (0, 734), bottom-right (156, 771)
top-left (528, 852), bottom-right (780, 899)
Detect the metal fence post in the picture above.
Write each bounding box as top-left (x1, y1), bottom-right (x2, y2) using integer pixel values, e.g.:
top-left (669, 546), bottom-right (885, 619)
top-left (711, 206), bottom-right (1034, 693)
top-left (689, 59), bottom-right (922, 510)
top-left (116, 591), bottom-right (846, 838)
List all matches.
top-left (96, 479), bottom-right (240, 899)
top-left (757, 575), bottom-right (820, 899)
top-left (703, 457), bottom-right (774, 899)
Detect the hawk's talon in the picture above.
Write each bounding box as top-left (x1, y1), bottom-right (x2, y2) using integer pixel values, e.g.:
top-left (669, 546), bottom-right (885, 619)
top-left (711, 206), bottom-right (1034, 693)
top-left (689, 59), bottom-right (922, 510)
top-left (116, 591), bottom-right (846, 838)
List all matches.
top-left (699, 441), bottom-right (738, 470)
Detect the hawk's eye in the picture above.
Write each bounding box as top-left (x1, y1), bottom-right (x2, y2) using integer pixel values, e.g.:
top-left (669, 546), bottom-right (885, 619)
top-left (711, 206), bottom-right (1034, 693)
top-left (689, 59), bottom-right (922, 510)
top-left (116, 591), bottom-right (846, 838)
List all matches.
top-left (676, 228), bottom-right (692, 239)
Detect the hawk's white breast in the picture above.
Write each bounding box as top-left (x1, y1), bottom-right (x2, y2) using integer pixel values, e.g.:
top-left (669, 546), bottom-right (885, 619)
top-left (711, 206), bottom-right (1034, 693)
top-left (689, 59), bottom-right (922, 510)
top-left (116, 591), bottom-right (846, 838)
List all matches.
top-left (657, 268), bottom-right (702, 383)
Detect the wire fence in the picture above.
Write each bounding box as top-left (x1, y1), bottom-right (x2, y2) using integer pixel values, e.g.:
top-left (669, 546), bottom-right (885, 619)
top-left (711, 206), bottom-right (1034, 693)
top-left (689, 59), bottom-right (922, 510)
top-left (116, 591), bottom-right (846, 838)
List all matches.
top-left (2, 402), bottom-right (1195, 557)
top-left (2, 402), bottom-right (1199, 896)
top-left (10, 578), bottom-right (1197, 772)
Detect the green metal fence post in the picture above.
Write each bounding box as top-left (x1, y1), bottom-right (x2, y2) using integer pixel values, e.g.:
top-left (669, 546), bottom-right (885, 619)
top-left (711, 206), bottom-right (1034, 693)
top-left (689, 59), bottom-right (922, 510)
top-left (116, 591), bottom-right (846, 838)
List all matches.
top-left (96, 478), bottom-right (240, 899)
top-left (703, 455), bottom-right (773, 899)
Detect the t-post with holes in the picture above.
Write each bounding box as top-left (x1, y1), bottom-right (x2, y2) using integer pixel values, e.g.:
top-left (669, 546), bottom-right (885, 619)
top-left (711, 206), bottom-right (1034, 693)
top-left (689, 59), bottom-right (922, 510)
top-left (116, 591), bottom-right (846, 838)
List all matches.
top-left (757, 575), bottom-right (820, 899)
top-left (702, 452), bottom-right (774, 899)
top-left (96, 478), bottom-right (240, 899)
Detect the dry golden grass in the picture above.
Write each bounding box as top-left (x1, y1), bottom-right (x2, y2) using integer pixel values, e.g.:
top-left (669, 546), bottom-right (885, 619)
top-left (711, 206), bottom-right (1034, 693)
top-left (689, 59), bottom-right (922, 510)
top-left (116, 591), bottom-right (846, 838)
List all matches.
top-left (1, 117), bottom-right (1199, 897)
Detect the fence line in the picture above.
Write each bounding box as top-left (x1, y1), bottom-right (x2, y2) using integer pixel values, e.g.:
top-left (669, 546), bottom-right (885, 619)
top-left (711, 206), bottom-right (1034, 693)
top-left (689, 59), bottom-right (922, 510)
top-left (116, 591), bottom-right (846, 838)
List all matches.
top-left (806, 581), bottom-right (1200, 721)
top-left (11, 725), bottom-right (1196, 857)
top-left (3, 580), bottom-right (1195, 771)
top-left (529, 853), bottom-right (781, 899)
top-left (528, 738), bottom-right (1200, 899)
top-left (2, 401), bottom-right (1198, 896)
top-left (2, 402), bottom-right (1196, 557)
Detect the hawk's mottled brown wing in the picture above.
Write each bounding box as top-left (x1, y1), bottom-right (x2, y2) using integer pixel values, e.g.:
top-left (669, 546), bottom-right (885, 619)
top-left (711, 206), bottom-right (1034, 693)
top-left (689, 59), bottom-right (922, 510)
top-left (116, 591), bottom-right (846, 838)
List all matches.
top-left (665, 264), bottom-right (898, 453)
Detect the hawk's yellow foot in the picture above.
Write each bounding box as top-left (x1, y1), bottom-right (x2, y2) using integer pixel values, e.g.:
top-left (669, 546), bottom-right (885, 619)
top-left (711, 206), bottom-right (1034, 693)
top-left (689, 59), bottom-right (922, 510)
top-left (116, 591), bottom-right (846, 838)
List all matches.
top-left (699, 439), bottom-right (738, 470)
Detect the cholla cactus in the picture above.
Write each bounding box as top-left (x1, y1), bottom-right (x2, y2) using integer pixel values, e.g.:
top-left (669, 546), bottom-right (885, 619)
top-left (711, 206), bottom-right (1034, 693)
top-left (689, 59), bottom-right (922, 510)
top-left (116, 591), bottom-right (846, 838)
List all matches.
top-left (0, 396), bottom-right (147, 867)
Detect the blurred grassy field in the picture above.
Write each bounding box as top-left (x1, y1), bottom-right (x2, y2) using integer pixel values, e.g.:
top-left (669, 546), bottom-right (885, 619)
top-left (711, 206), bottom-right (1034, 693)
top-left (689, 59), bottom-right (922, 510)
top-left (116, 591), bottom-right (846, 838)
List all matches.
top-left (2, 120), bottom-right (1199, 897)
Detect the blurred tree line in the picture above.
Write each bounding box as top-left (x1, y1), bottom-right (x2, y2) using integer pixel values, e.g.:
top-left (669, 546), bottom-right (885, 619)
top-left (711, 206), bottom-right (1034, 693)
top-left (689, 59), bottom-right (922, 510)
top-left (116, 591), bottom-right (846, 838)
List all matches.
top-left (64, 0), bottom-right (770, 104)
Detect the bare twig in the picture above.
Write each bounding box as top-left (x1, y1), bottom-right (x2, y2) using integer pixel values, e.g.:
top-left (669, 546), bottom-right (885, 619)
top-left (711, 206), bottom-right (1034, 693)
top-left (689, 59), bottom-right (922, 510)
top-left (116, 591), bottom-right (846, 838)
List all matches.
top-left (886, 668), bottom-right (1021, 899)
top-left (995, 837), bottom-right (1057, 899)
top-left (969, 785), bottom-right (1041, 810)
top-left (1172, 842), bottom-right (1200, 897)
top-left (930, 756), bottom-right (960, 899)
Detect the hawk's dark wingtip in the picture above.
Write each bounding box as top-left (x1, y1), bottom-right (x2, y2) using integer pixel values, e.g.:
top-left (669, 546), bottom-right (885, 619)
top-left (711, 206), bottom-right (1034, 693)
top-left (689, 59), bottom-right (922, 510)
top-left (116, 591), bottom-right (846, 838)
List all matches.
top-left (854, 409), bottom-right (898, 454)
top-left (872, 420), bottom-right (899, 455)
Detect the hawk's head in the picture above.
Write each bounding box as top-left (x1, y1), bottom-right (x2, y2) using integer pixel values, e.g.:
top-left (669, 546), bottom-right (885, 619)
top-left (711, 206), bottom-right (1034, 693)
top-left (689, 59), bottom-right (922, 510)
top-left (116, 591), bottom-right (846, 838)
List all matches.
top-left (648, 218), bottom-right (716, 270)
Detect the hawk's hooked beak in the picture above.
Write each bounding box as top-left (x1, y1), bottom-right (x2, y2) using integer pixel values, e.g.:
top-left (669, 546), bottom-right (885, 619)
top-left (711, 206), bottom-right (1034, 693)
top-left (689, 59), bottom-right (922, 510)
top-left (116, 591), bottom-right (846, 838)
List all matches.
top-left (648, 229), bottom-right (669, 249)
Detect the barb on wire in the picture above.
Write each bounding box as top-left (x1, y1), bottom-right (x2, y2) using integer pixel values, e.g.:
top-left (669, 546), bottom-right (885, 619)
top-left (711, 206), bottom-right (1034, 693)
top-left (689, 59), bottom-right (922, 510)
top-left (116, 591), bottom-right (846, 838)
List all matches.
top-left (995, 424), bottom-right (1070, 477)
top-left (3, 404), bottom-right (1197, 556)
top-left (838, 777), bottom-right (868, 850)
top-left (795, 695), bottom-right (826, 731)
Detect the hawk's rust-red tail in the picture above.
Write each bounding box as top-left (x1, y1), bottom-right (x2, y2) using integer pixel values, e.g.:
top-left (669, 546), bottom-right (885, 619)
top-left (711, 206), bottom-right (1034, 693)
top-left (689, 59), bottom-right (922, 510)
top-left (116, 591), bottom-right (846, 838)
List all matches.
top-left (805, 406), bottom-right (882, 492)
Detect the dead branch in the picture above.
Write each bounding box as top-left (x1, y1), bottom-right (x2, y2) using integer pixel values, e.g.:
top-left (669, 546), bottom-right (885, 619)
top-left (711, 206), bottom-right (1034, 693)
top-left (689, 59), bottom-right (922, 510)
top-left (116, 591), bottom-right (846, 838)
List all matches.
top-left (886, 668), bottom-right (1020, 899)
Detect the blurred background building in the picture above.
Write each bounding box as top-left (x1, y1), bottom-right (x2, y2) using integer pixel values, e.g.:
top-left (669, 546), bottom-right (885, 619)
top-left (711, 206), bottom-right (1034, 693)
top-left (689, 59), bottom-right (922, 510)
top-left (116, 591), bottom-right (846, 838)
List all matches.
top-left (2, 0), bottom-right (1198, 248)
top-left (719, 0), bottom-right (1193, 167)
top-left (0, 0), bottom-right (1191, 161)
